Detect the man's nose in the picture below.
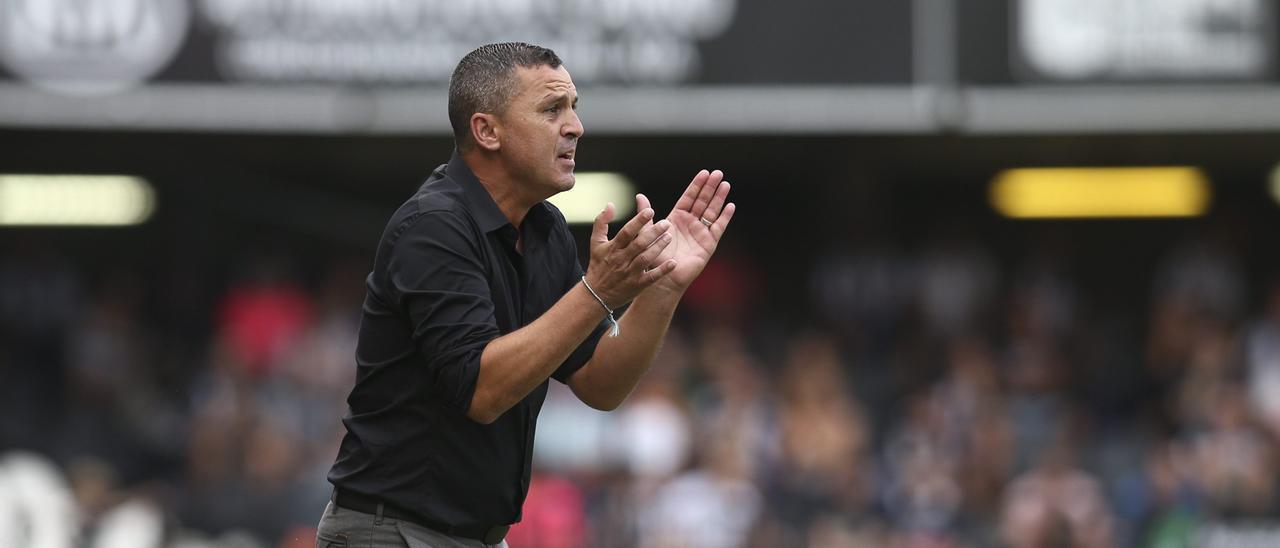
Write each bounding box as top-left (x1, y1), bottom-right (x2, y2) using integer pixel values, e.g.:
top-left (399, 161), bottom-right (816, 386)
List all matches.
top-left (564, 108), bottom-right (584, 139)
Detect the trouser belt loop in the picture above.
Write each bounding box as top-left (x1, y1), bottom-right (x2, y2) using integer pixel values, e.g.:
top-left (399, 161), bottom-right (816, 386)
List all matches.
top-left (375, 502), bottom-right (385, 525)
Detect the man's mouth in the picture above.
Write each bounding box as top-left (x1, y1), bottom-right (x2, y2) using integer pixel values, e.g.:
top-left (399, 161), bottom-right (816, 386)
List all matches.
top-left (557, 150), bottom-right (575, 161)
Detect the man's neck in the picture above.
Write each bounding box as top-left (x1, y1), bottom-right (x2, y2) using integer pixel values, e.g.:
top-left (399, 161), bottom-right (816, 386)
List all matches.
top-left (463, 150), bottom-right (537, 229)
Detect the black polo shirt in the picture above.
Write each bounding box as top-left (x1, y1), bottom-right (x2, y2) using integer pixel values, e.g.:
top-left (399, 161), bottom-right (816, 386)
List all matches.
top-left (328, 151), bottom-right (606, 528)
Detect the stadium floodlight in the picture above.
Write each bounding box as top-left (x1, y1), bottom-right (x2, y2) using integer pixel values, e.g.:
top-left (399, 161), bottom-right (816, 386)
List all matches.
top-left (547, 172), bottom-right (636, 224)
top-left (1271, 164), bottom-right (1280, 207)
top-left (0, 174), bottom-right (155, 226)
top-left (989, 167), bottom-right (1210, 219)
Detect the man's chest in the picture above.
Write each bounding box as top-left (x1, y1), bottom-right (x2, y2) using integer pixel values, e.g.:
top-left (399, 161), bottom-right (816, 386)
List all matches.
top-left (483, 236), bottom-right (566, 332)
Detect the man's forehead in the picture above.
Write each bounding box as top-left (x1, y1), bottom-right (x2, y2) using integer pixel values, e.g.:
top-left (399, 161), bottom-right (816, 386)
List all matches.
top-left (516, 65), bottom-right (576, 96)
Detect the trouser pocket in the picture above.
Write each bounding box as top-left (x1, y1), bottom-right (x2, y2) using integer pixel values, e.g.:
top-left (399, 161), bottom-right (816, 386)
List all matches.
top-left (316, 502), bottom-right (351, 548)
top-left (316, 531), bottom-right (348, 548)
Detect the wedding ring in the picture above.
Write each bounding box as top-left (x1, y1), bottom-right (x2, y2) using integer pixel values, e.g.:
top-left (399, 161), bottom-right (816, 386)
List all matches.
top-left (699, 217), bottom-right (713, 227)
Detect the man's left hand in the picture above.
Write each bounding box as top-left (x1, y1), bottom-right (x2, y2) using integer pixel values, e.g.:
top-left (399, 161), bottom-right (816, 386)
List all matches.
top-left (636, 169), bottom-right (736, 295)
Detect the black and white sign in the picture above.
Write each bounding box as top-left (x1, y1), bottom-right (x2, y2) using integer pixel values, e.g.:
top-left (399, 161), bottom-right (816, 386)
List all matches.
top-left (0, 0), bottom-right (910, 91)
top-left (1, 0), bottom-right (1279, 134)
top-left (0, 0), bottom-right (191, 94)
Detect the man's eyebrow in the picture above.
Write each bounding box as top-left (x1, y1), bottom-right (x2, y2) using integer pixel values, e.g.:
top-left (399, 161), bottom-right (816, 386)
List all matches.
top-left (541, 91), bottom-right (577, 105)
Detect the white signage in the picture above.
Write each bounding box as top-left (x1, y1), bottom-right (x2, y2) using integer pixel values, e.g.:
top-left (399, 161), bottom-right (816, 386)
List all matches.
top-left (1017, 0), bottom-right (1272, 80)
top-left (0, 0), bottom-right (738, 95)
top-left (199, 0), bottom-right (739, 84)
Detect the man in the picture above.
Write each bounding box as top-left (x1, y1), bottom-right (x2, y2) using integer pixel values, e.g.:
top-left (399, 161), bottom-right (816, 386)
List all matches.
top-left (317, 42), bottom-right (736, 548)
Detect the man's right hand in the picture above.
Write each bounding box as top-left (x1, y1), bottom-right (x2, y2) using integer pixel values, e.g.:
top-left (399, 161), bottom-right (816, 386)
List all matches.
top-left (585, 198), bottom-right (676, 309)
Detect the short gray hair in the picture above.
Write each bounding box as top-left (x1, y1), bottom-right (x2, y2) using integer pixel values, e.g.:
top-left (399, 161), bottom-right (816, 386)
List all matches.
top-left (448, 42), bottom-right (563, 151)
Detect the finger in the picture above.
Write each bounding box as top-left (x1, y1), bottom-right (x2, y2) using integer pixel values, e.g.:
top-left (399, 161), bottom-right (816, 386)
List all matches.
top-left (641, 259), bottom-right (678, 284)
top-left (611, 207), bottom-right (654, 248)
top-left (630, 219), bottom-right (671, 252)
top-left (591, 202), bottom-right (615, 244)
top-left (630, 230), bottom-right (673, 270)
top-left (690, 170), bottom-right (724, 219)
top-left (710, 202), bottom-right (736, 241)
top-left (673, 170), bottom-right (711, 212)
top-left (635, 194), bottom-right (653, 225)
top-left (701, 181), bottom-right (731, 223)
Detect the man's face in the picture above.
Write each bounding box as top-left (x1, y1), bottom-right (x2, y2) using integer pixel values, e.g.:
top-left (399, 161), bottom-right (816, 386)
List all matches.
top-left (495, 64), bottom-right (583, 197)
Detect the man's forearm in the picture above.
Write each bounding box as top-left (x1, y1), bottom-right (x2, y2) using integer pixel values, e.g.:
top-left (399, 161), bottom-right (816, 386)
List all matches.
top-left (469, 282), bottom-right (607, 423)
top-left (567, 285), bottom-right (682, 410)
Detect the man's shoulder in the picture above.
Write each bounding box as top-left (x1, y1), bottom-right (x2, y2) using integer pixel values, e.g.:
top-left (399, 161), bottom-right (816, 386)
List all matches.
top-left (409, 162), bottom-right (481, 212)
top-left (383, 165), bottom-right (475, 242)
top-left (413, 163), bottom-right (472, 212)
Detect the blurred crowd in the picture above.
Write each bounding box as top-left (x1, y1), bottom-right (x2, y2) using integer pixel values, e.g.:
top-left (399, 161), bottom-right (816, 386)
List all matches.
top-left (2, 234), bottom-right (1280, 548)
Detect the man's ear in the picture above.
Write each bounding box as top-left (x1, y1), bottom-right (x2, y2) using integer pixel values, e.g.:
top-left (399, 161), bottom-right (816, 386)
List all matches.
top-left (471, 113), bottom-right (501, 152)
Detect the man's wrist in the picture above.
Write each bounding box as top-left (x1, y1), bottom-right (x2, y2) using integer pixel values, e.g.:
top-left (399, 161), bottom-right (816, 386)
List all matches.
top-left (581, 276), bottom-right (622, 337)
top-left (640, 280), bottom-right (685, 304)
top-left (582, 272), bottom-right (623, 310)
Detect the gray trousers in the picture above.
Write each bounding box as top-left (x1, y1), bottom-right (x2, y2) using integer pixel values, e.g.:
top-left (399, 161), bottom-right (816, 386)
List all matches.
top-left (316, 501), bottom-right (510, 548)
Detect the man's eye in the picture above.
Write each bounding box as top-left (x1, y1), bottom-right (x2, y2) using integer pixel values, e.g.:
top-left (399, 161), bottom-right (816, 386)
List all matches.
top-left (546, 106), bottom-right (560, 114)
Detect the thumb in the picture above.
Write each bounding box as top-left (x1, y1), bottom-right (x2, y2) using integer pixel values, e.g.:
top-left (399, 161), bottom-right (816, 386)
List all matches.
top-left (635, 194), bottom-right (653, 222)
top-left (591, 202), bottom-right (615, 244)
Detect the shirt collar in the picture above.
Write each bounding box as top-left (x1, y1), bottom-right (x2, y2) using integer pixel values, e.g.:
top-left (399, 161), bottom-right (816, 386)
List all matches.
top-left (447, 149), bottom-right (554, 235)
top-left (447, 150), bottom-right (511, 233)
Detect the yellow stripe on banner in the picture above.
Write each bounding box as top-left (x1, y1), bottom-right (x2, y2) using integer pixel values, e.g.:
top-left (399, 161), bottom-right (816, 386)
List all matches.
top-left (990, 167), bottom-right (1210, 219)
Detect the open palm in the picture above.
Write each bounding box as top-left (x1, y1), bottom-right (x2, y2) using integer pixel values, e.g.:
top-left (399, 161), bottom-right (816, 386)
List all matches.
top-left (639, 169), bottom-right (736, 293)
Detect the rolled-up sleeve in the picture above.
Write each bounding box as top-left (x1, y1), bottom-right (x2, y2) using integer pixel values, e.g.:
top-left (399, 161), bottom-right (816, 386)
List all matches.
top-left (387, 212), bottom-right (500, 414)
